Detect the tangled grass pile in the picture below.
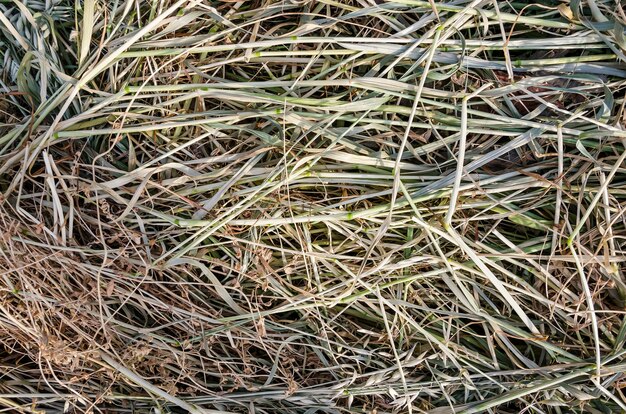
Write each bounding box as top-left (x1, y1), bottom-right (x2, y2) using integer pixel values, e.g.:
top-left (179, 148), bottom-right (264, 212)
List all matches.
top-left (1, 0), bottom-right (626, 413)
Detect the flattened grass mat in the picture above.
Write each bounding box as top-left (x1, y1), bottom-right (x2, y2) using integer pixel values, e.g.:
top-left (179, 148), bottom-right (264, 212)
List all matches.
top-left (1, 1), bottom-right (626, 413)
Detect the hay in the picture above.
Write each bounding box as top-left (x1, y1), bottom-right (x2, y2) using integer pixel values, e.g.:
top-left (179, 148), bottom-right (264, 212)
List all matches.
top-left (1, 1), bottom-right (626, 412)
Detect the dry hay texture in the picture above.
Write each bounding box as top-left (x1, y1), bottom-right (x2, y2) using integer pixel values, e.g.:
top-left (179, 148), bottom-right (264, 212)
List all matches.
top-left (1, 0), bottom-right (626, 413)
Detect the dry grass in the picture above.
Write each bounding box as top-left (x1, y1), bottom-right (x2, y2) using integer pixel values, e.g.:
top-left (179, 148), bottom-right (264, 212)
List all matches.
top-left (1, 0), bottom-right (626, 413)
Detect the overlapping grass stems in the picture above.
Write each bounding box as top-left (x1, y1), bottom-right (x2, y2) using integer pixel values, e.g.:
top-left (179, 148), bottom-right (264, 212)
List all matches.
top-left (1, 0), bottom-right (626, 412)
